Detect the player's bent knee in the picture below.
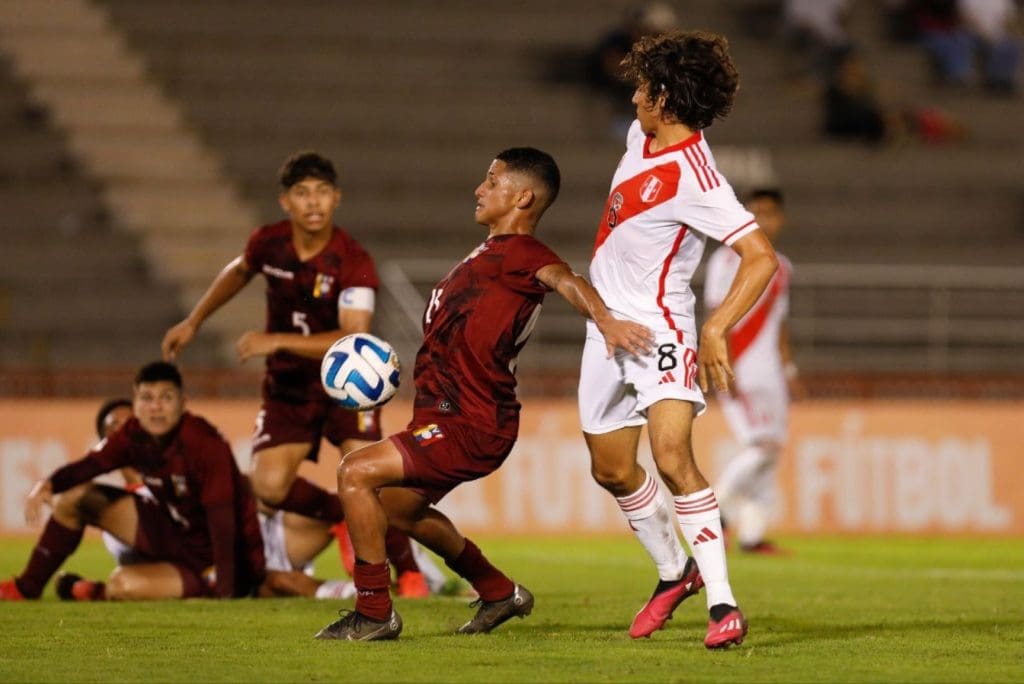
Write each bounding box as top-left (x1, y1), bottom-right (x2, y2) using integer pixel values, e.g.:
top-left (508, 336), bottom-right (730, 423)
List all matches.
top-left (590, 463), bottom-right (634, 494)
top-left (336, 458), bottom-right (371, 494)
top-left (249, 469), bottom-right (291, 506)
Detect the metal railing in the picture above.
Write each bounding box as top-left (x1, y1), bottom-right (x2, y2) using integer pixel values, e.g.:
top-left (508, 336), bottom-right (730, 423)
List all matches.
top-left (379, 259), bottom-right (1024, 374)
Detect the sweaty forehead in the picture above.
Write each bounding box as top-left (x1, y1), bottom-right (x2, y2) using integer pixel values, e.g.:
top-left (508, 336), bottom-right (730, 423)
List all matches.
top-left (488, 160), bottom-right (530, 188)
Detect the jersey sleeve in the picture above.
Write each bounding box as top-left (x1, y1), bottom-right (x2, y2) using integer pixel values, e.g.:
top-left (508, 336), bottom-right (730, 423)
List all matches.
top-left (339, 235), bottom-right (380, 290)
top-left (49, 428), bottom-right (133, 493)
top-left (677, 181), bottom-right (758, 246)
top-left (501, 237), bottom-right (567, 295)
top-left (187, 420), bottom-right (241, 598)
top-left (242, 226), bottom-right (267, 271)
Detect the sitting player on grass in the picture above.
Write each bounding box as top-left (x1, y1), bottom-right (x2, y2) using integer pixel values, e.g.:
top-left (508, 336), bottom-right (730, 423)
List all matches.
top-left (0, 361), bottom-right (266, 601)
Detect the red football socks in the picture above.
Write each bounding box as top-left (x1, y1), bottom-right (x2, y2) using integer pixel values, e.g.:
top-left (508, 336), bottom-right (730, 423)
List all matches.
top-left (445, 538), bottom-right (514, 602)
top-left (278, 478), bottom-right (344, 524)
top-left (353, 560), bottom-right (393, 621)
top-left (17, 519), bottom-right (83, 598)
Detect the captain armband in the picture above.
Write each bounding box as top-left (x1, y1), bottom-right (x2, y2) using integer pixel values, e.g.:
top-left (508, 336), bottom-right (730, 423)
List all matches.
top-left (338, 286), bottom-right (376, 313)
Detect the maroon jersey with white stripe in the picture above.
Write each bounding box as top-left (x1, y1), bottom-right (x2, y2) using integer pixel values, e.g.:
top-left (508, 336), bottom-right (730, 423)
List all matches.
top-left (244, 220), bottom-right (378, 401)
top-left (589, 120), bottom-right (758, 345)
top-left (412, 234), bottom-right (566, 438)
top-left (48, 413), bottom-right (264, 597)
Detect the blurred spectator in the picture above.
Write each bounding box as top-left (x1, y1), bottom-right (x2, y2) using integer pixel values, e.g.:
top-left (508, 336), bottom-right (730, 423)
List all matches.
top-left (959, 0), bottom-right (1020, 94)
top-left (781, 0), bottom-right (853, 81)
top-left (823, 50), bottom-right (966, 145)
top-left (585, 2), bottom-right (680, 134)
top-left (911, 0), bottom-right (975, 86)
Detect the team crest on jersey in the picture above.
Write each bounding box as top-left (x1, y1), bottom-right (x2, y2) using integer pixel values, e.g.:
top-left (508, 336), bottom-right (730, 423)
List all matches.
top-left (313, 273), bottom-right (334, 299)
top-left (171, 474), bottom-right (189, 498)
top-left (607, 192), bottom-right (624, 228)
top-left (412, 423), bottom-right (445, 445)
top-left (639, 175), bottom-right (663, 203)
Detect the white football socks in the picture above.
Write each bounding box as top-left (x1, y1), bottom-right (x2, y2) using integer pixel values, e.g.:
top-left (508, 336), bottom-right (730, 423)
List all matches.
top-left (615, 470), bottom-right (688, 581)
top-left (675, 487), bottom-right (736, 608)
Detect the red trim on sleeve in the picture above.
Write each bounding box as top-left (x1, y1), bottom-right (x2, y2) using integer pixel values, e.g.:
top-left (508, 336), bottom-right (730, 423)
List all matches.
top-left (723, 220), bottom-right (757, 245)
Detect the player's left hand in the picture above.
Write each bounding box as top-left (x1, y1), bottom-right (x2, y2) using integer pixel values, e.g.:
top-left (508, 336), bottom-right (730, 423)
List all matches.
top-left (598, 318), bottom-right (654, 358)
top-left (697, 322), bottom-right (734, 393)
top-left (236, 331), bottom-right (278, 362)
top-left (24, 479), bottom-right (53, 526)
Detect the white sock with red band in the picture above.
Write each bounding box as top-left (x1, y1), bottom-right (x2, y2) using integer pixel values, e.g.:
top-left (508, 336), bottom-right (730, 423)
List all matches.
top-left (675, 488), bottom-right (737, 608)
top-left (615, 471), bottom-right (688, 581)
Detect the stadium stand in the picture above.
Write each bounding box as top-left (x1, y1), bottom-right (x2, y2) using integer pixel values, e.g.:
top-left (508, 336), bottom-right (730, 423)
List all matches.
top-left (1, 0), bottom-right (1021, 384)
top-left (0, 50), bottom-right (223, 369)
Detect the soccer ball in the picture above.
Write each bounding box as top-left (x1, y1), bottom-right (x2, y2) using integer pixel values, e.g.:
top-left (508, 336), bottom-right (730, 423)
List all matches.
top-left (320, 333), bottom-right (401, 410)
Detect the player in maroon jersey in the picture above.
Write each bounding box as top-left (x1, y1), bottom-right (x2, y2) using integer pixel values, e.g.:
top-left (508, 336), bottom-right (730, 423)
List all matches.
top-left (0, 362), bottom-right (265, 601)
top-left (315, 147), bottom-right (653, 641)
top-left (160, 151), bottom-right (431, 596)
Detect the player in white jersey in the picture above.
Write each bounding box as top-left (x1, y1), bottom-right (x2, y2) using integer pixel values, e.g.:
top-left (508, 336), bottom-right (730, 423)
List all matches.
top-left (578, 31), bottom-right (779, 649)
top-left (704, 188), bottom-right (800, 554)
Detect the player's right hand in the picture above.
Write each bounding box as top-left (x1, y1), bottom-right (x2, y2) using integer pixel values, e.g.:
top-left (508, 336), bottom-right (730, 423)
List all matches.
top-left (161, 320), bottom-right (196, 361)
top-left (599, 317), bottom-right (654, 358)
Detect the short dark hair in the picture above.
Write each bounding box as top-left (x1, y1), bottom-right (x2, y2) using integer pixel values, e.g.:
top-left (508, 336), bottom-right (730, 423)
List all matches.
top-left (495, 147), bottom-right (561, 211)
top-left (747, 187), bottom-right (784, 208)
top-left (279, 151), bottom-right (338, 189)
top-left (134, 361), bottom-right (183, 389)
top-left (95, 398), bottom-right (131, 439)
top-left (622, 30), bottom-right (740, 130)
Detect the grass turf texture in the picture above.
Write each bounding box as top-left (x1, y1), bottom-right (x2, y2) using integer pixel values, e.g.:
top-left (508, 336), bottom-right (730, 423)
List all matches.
top-left (0, 535), bottom-right (1021, 683)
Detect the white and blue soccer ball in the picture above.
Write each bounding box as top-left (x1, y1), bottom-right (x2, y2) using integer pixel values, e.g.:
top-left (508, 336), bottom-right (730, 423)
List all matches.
top-left (320, 333), bottom-right (401, 410)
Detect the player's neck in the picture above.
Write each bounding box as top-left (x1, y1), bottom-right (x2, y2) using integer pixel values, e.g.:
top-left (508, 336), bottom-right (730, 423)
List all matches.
top-left (649, 121), bottom-right (696, 153)
top-left (291, 226), bottom-right (332, 260)
top-left (487, 215), bottom-right (535, 238)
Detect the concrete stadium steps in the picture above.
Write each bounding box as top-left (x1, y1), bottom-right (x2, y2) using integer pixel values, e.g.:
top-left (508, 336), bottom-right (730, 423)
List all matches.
top-left (82, 0), bottom-right (1024, 374)
top-left (0, 19), bottom-right (226, 368)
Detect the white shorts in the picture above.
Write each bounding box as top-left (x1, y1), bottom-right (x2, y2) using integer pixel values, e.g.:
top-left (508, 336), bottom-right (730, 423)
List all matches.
top-left (258, 510), bottom-right (312, 575)
top-left (578, 330), bottom-right (706, 435)
top-left (717, 384), bottom-right (789, 446)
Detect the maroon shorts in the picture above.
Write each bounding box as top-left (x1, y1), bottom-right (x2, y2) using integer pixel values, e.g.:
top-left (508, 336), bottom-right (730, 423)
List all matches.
top-left (252, 396), bottom-right (383, 461)
top-left (131, 496), bottom-right (261, 598)
top-left (130, 496), bottom-right (214, 597)
top-left (390, 419), bottom-right (515, 504)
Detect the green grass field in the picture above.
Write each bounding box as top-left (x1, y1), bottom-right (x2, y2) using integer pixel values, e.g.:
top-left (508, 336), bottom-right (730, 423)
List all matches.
top-left (1, 535), bottom-right (1021, 683)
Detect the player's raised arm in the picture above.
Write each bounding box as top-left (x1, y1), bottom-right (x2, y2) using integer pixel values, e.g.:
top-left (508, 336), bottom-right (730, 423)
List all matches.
top-left (536, 262), bottom-right (653, 358)
top-left (698, 230), bottom-right (778, 393)
top-left (162, 255), bottom-right (254, 361)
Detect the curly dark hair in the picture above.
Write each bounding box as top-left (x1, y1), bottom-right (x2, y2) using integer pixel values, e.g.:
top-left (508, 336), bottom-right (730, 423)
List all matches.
top-left (621, 30), bottom-right (740, 130)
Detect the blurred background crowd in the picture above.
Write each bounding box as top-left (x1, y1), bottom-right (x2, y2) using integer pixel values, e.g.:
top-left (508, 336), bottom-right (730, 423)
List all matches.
top-left (0, 0), bottom-right (1021, 399)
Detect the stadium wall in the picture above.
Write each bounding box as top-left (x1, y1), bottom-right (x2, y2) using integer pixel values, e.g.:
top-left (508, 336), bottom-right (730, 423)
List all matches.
top-left (0, 399), bottom-right (1019, 536)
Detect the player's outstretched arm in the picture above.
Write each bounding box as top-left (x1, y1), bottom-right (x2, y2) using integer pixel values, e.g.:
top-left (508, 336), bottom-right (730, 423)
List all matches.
top-left (236, 305), bottom-right (373, 362)
top-left (162, 256), bottom-right (254, 361)
top-left (536, 263), bottom-right (653, 358)
top-left (699, 231), bottom-right (778, 393)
